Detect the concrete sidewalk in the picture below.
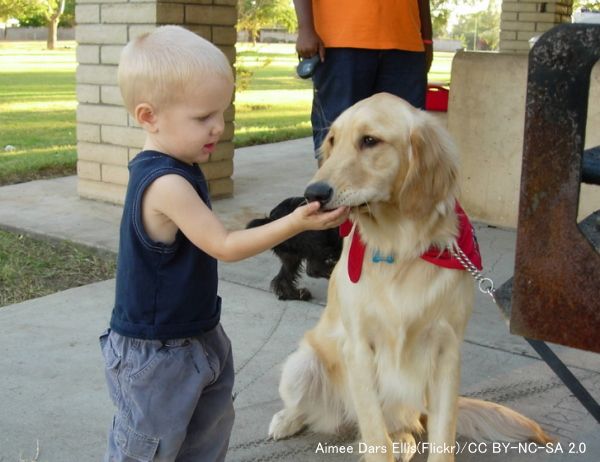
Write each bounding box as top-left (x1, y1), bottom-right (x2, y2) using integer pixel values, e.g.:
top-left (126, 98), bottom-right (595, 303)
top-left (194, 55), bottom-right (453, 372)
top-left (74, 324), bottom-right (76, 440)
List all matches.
top-left (1, 138), bottom-right (599, 461)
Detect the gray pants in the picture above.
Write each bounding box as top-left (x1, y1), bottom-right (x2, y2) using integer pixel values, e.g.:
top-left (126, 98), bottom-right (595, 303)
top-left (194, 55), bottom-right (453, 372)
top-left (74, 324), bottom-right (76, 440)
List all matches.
top-left (100, 324), bottom-right (235, 462)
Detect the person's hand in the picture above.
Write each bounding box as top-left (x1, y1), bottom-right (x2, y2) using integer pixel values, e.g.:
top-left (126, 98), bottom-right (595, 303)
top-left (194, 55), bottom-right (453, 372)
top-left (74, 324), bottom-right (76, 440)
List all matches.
top-left (296, 28), bottom-right (325, 62)
top-left (292, 201), bottom-right (349, 232)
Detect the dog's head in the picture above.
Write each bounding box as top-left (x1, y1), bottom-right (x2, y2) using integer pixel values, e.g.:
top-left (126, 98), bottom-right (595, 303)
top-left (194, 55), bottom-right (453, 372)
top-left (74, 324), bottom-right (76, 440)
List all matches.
top-left (305, 93), bottom-right (459, 222)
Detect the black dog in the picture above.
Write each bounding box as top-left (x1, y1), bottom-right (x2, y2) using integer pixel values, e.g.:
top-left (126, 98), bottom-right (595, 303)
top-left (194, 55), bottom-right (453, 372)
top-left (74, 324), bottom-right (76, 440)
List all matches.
top-left (246, 197), bottom-right (342, 301)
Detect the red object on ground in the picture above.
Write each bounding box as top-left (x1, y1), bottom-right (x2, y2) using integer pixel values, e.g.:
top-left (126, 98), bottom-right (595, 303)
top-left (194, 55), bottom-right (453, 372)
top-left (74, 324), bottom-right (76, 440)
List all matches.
top-left (425, 85), bottom-right (449, 112)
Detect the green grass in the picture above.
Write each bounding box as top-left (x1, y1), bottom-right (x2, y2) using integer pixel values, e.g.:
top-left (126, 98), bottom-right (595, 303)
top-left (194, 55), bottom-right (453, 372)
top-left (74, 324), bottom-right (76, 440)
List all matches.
top-left (0, 41), bottom-right (77, 186)
top-left (0, 229), bottom-right (116, 308)
top-left (0, 41), bottom-right (453, 185)
top-left (234, 43), bottom-right (313, 146)
top-left (428, 52), bottom-right (453, 84)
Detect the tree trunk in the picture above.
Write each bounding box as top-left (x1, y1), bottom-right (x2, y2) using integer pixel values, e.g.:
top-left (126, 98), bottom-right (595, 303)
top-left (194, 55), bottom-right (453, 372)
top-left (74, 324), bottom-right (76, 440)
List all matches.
top-left (46, 0), bottom-right (66, 50)
top-left (47, 18), bottom-right (59, 50)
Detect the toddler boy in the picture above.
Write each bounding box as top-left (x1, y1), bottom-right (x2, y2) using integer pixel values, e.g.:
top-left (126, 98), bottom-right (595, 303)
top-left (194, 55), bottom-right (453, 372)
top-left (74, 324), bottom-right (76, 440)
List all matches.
top-left (100, 25), bottom-right (347, 461)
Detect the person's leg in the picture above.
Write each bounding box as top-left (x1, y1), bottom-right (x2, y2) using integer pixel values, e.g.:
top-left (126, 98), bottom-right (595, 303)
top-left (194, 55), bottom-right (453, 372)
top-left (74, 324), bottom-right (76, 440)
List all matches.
top-left (311, 48), bottom-right (378, 158)
top-left (176, 324), bottom-right (235, 462)
top-left (374, 50), bottom-right (427, 109)
top-left (100, 330), bottom-right (216, 462)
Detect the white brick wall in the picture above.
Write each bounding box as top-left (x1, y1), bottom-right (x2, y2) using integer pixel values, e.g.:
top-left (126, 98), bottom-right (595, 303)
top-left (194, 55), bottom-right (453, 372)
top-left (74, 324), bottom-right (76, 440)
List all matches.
top-left (76, 25), bottom-right (128, 44)
top-left (101, 164), bottom-right (129, 185)
top-left (500, 0), bottom-right (573, 53)
top-left (77, 123), bottom-right (101, 143)
top-left (100, 85), bottom-right (122, 105)
top-left (100, 45), bottom-right (124, 64)
top-left (100, 125), bottom-right (145, 148)
top-left (76, 45), bottom-right (100, 63)
top-left (76, 64), bottom-right (119, 85)
top-left (77, 104), bottom-right (128, 126)
top-left (75, 0), bottom-right (237, 204)
top-left (101, 4), bottom-right (157, 24)
top-left (78, 141), bottom-right (129, 165)
top-left (78, 160), bottom-right (102, 180)
top-left (75, 5), bottom-right (100, 23)
top-left (77, 84), bottom-right (100, 104)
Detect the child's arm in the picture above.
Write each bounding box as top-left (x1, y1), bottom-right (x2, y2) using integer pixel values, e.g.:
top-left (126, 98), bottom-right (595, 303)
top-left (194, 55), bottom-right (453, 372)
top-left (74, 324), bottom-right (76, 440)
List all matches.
top-left (145, 174), bottom-right (348, 262)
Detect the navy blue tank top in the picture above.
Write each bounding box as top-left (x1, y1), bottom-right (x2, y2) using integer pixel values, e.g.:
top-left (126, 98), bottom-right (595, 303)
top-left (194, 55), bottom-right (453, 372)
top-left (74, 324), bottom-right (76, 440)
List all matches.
top-left (110, 150), bottom-right (221, 340)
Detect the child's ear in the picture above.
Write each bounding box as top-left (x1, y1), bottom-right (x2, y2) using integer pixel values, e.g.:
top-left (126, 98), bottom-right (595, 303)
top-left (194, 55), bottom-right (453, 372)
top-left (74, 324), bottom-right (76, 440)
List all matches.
top-left (135, 103), bottom-right (158, 132)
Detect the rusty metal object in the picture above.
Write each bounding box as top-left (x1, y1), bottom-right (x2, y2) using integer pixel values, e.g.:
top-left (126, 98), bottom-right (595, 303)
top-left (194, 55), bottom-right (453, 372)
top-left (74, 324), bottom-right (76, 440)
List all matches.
top-left (510, 24), bottom-right (600, 353)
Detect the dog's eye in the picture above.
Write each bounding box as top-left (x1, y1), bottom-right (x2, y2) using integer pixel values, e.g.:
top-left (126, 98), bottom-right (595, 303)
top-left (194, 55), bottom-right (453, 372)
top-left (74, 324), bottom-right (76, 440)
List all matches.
top-left (361, 136), bottom-right (379, 149)
top-left (329, 136), bottom-right (335, 147)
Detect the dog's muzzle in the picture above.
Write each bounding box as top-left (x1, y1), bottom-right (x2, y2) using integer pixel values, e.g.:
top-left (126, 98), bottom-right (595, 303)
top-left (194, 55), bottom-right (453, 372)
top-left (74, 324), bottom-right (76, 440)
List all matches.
top-left (304, 182), bottom-right (333, 207)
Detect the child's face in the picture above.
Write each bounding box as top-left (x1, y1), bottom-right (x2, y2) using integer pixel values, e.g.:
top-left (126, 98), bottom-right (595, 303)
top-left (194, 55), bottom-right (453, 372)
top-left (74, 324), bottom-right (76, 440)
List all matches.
top-left (150, 76), bottom-right (233, 164)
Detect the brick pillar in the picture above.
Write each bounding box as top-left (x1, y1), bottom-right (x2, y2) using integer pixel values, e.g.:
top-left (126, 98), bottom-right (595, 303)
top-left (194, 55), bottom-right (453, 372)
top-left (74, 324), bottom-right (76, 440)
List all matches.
top-left (75, 0), bottom-right (237, 204)
top-left (500, 0), bottom-right (573, 53)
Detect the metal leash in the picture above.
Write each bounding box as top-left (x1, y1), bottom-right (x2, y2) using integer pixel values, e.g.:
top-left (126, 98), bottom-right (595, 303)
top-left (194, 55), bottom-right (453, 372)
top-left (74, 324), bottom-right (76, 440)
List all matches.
top-left (450, 245), bottom-right (497, 304)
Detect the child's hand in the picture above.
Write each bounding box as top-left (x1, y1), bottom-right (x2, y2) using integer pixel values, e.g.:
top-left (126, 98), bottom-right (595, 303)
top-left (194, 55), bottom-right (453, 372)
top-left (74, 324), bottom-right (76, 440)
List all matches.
top-left (292, 201), bottom-right (349, 232)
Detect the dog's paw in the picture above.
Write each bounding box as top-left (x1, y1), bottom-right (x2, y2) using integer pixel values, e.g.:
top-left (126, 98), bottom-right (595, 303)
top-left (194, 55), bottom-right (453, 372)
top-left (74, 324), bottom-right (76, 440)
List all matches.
top-left (268, 409), bottom-right (305, 440)
top-left (297, 287), bottom-right (312, 301)
top-left (275, 287), bottom-right (312, 301)
top-left (390, 432), bottom-right (416, 462)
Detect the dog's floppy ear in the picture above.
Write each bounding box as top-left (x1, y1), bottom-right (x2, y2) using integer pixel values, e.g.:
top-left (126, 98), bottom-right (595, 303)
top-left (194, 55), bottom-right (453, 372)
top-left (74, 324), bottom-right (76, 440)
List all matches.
top-left (317, 131), bottom-right (335, 164)
top-left (404, 113), bottom-right (459, 207)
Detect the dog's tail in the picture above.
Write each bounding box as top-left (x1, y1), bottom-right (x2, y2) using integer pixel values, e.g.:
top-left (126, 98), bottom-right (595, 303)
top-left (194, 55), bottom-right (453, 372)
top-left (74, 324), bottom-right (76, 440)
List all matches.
top-left (456, 397), bottom-right (553, 444)
top-left (246, 217), bottom-right (272, 229)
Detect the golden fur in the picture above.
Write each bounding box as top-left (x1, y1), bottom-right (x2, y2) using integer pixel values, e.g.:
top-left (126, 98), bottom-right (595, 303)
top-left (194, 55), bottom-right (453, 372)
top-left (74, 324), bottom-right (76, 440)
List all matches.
top-left (268, 94), bottom-right (551, 461)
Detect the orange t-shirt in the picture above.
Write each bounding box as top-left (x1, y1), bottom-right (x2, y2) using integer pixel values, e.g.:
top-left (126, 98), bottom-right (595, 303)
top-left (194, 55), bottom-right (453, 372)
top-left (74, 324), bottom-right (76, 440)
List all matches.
top-left (312, 0), bottom-right (424, 52)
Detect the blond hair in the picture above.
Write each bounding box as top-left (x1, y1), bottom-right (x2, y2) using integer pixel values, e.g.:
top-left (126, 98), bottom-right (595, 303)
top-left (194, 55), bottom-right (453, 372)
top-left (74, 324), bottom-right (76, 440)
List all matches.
top-left (118, 25), bottom-right (233, 115)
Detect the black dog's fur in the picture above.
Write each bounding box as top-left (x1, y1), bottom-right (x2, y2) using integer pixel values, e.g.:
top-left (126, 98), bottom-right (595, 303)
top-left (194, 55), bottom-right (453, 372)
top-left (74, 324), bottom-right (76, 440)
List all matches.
top-left (246, 197), bottom-right (342, 301)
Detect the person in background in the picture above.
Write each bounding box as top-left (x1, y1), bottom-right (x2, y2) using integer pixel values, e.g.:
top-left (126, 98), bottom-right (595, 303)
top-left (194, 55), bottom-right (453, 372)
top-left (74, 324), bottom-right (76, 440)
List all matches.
top-left (293, 0), bottom-right (433, 162)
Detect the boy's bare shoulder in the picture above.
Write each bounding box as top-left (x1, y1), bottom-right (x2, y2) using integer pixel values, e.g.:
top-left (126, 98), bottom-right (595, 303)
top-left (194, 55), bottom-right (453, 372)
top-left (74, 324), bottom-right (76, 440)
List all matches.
top-left (144, 173), bottom-right (201, 210)
top-left (147, 173), bottom-right (196, 195)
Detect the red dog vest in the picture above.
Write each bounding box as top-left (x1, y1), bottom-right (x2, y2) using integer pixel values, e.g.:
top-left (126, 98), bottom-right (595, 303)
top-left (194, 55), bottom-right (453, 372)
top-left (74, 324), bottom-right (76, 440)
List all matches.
top-left (339, 202), bottom-right (482, 283)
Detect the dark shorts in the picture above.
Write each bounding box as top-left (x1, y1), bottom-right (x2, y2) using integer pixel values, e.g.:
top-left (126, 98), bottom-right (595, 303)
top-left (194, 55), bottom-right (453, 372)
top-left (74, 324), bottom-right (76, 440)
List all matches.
top-left (311, 47), bottom-right (427, 156)
top-left (99, 324), bottom-right (234, 462)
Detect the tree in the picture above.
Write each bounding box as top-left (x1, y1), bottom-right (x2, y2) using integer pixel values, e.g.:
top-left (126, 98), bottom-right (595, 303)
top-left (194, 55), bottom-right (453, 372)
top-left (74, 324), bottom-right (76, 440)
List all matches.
top-left (430, 0), bottom-right (452, 38)
top-left (430, 0), bottom-right (483, 38)
top-left (450, 1), bottom-right (501, 51)
top-left (16, 0), bottom-right (74, 28)
top-left (237, 0), bottom-right (297, 44)
top-left (573, 0), bottom-right (600, 12)
top-left (0, 0), bottom-right (39, 22)
top-left (42, 0), bottom-right (66, 49)
top-left (0, 0), bottom-right (67, 50)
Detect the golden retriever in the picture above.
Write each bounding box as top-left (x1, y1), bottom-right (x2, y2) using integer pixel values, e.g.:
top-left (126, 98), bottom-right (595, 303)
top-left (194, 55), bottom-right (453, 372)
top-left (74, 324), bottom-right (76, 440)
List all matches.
top-left (268, 93), bottom-right (552, 461)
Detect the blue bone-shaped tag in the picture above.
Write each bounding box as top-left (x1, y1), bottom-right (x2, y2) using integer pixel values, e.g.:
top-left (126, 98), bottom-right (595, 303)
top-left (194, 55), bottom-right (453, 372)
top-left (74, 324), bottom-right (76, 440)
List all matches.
top-left (372, 251), bottom-right (395, 264)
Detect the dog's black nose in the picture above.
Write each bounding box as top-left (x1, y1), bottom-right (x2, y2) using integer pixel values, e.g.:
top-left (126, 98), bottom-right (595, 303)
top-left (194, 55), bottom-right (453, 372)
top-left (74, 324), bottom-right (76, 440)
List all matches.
top-left (304, 182), bottom-right (333, 206)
